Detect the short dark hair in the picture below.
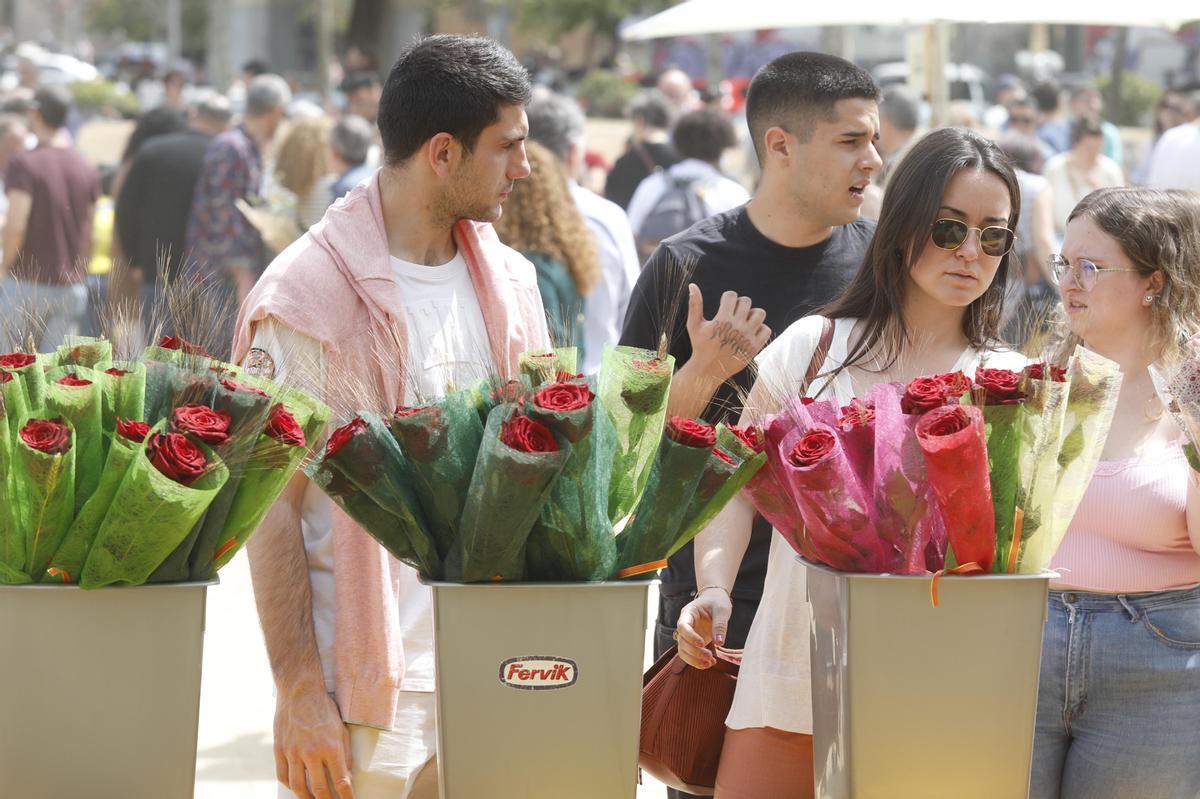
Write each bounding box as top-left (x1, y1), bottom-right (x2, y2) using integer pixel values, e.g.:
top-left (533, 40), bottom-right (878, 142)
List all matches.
top-left (341, 71), bottom-right (381, 97)
top-left (1031, 81), bottom-right (1061, 113)
top-left (880, 85), bottom-right (920, 132)
top-left (33, 86), bottom-right (71, 129)
top-left (1070, 115), bottom-right (1104, 145)
top-left (629, 90), bottom-right (672, 130)
top-left (672, 109), bottom-right (736, 162)
top-left (242, 59), bottom-right (270, 78)
top-left (378, 34), bottom-right (531, 165)
top-left (745, 51), bottom-right (879, 162)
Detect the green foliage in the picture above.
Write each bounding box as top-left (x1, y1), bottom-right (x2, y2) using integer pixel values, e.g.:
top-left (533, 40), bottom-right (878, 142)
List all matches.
top-left (576, 69), bottom-right (639, 119)
top-left (515, 0), bottom-right (670, 38)
top-left (70, 80), bottom-right (141, 118)
top-left (85, 0), bottom-right (209, 59)
top-left (1096, 72), bottom-right (1160, 127)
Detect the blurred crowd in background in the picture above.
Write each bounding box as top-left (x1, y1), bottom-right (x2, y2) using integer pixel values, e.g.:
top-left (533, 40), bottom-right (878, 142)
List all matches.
top-left (1, 18), bottom-right (1199, 362)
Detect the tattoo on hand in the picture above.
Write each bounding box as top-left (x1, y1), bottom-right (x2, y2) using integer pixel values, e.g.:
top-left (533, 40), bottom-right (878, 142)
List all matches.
top-left (711, 321), bottom-right (752, 361)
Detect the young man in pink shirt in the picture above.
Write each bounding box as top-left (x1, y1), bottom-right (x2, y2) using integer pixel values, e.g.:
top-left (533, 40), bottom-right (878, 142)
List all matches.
top-left (232, 35), bottom-right (548, 799)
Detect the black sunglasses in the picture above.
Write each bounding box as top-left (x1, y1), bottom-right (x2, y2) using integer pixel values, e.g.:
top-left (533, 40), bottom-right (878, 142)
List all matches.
top-left (930, 218), bottom-right (1016, 257)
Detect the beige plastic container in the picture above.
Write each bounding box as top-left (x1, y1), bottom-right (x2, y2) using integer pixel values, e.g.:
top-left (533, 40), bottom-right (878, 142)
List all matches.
top-left (805, 560), bottom-right (1051, 799)
top-left (428, 580), bottom-right (650, 799)
top-left (0, 580), bottom-right (213, 799)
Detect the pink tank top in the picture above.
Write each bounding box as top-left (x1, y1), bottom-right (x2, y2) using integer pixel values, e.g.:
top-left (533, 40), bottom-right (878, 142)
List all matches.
top-left (1051, 442), bottom-right (1200, 593)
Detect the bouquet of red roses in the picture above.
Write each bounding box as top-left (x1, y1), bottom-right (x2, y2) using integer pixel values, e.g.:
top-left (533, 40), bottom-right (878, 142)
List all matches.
top-left (749, 349), bottom-right (1120, 576)
top-left (0, 335), bottom-right (330, 587)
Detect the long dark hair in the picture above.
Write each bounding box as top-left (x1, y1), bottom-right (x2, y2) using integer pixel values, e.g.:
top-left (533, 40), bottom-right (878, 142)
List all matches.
top-left (821, 126), bottom-right (1021, 373)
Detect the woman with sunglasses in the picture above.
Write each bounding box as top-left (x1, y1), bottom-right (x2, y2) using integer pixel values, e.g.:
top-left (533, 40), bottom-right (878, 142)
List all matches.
top-left (1029, 187), bottom-right (1200, 799)
top-left (673, 126), bottom-right (1026, 798)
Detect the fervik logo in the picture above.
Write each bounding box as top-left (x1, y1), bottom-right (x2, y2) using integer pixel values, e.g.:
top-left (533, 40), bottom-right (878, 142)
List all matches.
top-left (498, 656), bottom-right (578, 690)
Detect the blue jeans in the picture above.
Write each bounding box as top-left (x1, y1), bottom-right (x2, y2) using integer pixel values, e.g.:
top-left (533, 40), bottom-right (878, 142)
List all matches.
top-left (1030, 586), bottom-right (1200, 799)
top-left (0, 276), bottom-right (89, 352)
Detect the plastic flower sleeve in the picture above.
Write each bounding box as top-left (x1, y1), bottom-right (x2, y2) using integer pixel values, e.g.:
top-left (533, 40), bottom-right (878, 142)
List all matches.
top-left (56, 336), bottom-right (113, 370)
top-left (449, 403), bottom-right (570, 583)
top-left (869, 383), bottom-right (944, 574)
top-left (44, 366), bottom-right (104, 512)
top-left (976, 402), bottom-right (1024, 573)
top-left (12, 422), bottom-right (76, 581)
top-left (600, 345), bottom-right (674, 524)
top-left (614, 429), bottom-right (711, 578)
top-left (746, 414), bottom-right (821, 562)
top-left (518, 347), bottom-right (579, 386)
top-left (314, 413), bottom-right (441, 579)
top-left (45, 434), bottom-right (142, 583)
top-left (524, 382), bottom-right (618, 581)
top-left (916, 405), bottom-right (997, 572)
top-left (668, 431), bottom-right (766, 558)
top-left (100, 361), bottom-right (147, 442)
top-left (1017, 347), bottom-right (1122, 573)
top-left (1, 370), bottom-right (29, 440)
top-left (80, 423), bottom-right (229, 588)
top-left (0, 406), bottom-right (28, 584)
top-left (777, 424), bottom-right (883, 572)
top-left (4, 355), bottom-right (46, 417)
top-left (141, 358), bottom-right (183, 424)
top-left (389, 391), bottom-right (485, 561)
top-left (1009, 370), bottom-right (1071, 573)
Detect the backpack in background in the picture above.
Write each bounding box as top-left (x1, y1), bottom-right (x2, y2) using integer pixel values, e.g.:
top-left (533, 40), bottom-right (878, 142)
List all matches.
top-left (635, 173), bottom-right (708, 261)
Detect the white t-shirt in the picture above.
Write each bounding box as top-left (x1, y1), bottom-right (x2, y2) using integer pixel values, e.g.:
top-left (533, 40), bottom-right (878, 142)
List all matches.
top-left (726, 316), bottom-right (1028, 733)
top-left (1146, 122), bottom-right (1200, 192)
top-left (247, 250), bottom-right (492, 699)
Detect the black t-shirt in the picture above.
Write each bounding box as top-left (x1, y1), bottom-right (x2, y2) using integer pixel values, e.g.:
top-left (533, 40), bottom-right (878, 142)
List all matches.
top-left (619, 205), bottom-right (875, 599)
top-left (604, 140), bottom-right (681, 211)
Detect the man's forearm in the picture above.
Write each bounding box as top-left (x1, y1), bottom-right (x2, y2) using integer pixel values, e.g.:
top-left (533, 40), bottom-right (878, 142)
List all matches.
top-left (247, 474), bottom-right (325, 693)
top-left (666, 357), bottom-right (725, 420)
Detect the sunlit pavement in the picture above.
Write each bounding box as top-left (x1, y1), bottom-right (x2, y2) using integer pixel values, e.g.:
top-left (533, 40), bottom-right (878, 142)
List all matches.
top-left (195, 554), bottom-right (668, 798)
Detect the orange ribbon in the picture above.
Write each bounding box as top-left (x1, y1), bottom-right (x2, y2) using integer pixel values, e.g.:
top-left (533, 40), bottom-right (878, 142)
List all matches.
top-left (929, 561), bottom-right (985, 607)
top-left (214, 538), bottom-right (238, 563)
top-left (46, 567), bottom-right (70, 583)
top-left (616, 559), bottom-right (667, 579)
top-left (1005, 506), bottom-right (1026, 574)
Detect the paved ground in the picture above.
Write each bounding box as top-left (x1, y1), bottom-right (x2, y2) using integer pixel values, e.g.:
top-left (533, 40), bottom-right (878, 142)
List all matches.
top-left (195, 553), bottom-right (669, 798)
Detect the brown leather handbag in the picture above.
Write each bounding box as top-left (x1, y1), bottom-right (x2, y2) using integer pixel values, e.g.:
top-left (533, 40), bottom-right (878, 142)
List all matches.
top-left (639, 645), bottom-right (741, 795)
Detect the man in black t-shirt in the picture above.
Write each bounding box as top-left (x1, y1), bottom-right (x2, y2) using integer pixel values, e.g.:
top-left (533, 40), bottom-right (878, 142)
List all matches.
top-left (620, 53), bottom-right (881, 798)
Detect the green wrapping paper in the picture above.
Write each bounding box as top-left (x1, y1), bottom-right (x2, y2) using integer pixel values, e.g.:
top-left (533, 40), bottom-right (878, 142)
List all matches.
top-left (100, 361), bottom-right (147, 441)
top-left (44, 366), bottom-right (104, 512)
top-left (614, 431), bottom-right (711, 578)
top-left (668, 429), bottom-right (767, 558)
top-left (389, 391), bottom-right (484, 561)
top-left (45, 433), bottom-right (141, 583)
top-left (4, 356), bottom-right (46, 416)
top-left (1017, 347), bottom-right (1122, 573)
top-left (80, 425), bottom-right (229, 588)
top-left (314, 413), bottom-right (441, 578)
top-left (57, 336), bottom-right (113, 369)
top-left (524, 381), bottom-right (618, 581)
top-left (141, 359), bottom-right (182, 424)
top-left (978, 404), bottom-right (1023, 573)
top-left (1, 370), bottom-right (29, 440)
top-left (472, 375), bottom-right (531, 425)
top-left (0, 404), bottom-right (28, 584)
top-left (600, 345), bottom-right (674, 524)
top-left (449, 403), bottom-right (570, 583)
top-left (12, 422), bottom-right (76, 581)
top-left (518, 347), bottom-right (579, 386)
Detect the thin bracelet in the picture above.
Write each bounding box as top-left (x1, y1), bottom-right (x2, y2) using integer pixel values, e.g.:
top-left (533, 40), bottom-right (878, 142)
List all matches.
top-left (696, 584), bottom-right (732, 601)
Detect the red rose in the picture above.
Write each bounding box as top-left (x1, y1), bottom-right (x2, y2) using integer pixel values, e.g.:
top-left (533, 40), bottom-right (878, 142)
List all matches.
top-left (0, 352), bottom-right (35, 369)
top-left (713, 448), bottom-right (737, 466)
top-left (0, 371), bottom-right (11, 384)
top-left (533, 382), bottom-right (594, 413)
top-left (500, 414), bottom-right (559, 453)
top-left (934, 371), bottom-right (972, 399)
top-left (1025, 363), bottom-right (1067, 383)
top-left (116, 418), bottom-right (151, 443)
top-left (19, 418), bottom-right (71, 454)
top-left (220, 378), bottom-right (269, 397)
top-left (57, 373), bottom-right (93, 387)
top-left (159, 335), bottom-right (209, 356)
top-left (264, 404), bottom-right (306, 447)
top-left (325, 417), bottom-right (367, 458)
top-left (666, 416), bottom-right (717, 449)
top-left (555, 370), bottom-right (584, 382)
top-left (729, 425), bottom-right (765, 453)
top-left (105, 368), bottom-right (130, 377)
top-left (800, 396), bottom-right (816, 405)
top-left (147, 432), bottom-right (207, 486)
top-left (172, 404), bottom-right (232, 446)
top-left (837, 399), bottom-right (876, 430)
top-left (975, 367), bottom-right (1026, 405)
top-left (901, 377), bottom-right (948, 414)
top-left (916, 404), bottom-right (973, 438)
top-left (788, 428), bottom-right (837, 467)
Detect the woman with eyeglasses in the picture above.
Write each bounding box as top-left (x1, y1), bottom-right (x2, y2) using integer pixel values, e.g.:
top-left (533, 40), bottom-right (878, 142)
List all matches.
top-left (1029, 187), bottom-right (1200, 799)
top-left (672, 126), bottom-right (1026, 798)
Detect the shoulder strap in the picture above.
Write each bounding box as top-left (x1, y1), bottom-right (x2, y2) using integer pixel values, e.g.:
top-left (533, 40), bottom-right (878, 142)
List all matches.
top-left (799, 316), bottom-right (835, 396)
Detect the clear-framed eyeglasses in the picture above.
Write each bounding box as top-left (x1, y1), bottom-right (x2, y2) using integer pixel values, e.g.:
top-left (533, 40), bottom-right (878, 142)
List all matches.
top-left (1047, 254), bottom-right (1140, 291)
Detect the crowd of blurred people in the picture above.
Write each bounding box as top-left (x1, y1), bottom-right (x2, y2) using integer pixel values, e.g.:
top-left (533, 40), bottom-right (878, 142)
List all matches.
top-left (1, 38), bottom-right (1199, 365)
